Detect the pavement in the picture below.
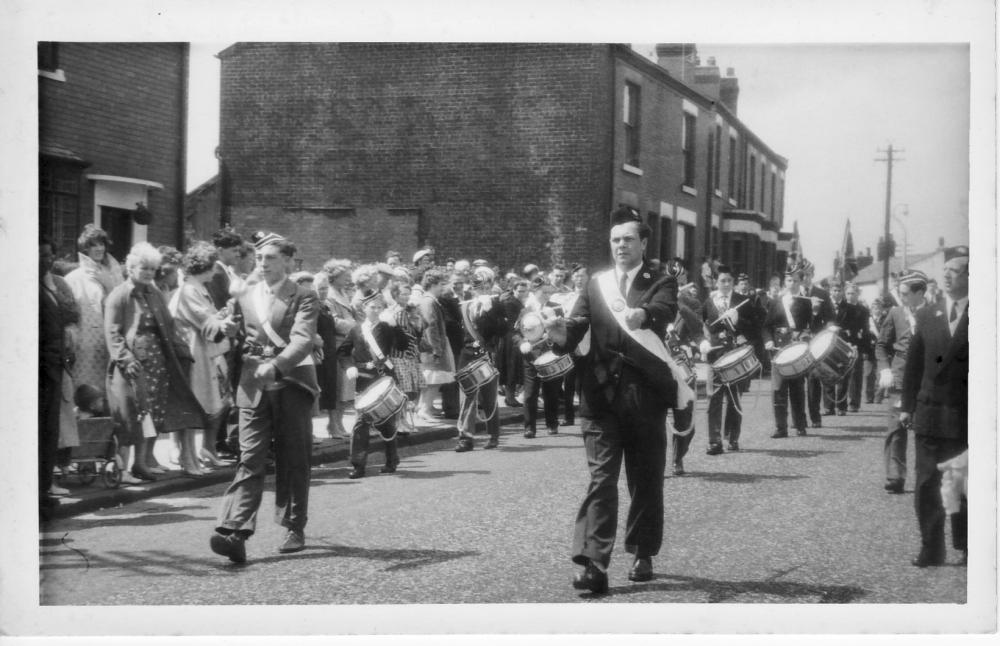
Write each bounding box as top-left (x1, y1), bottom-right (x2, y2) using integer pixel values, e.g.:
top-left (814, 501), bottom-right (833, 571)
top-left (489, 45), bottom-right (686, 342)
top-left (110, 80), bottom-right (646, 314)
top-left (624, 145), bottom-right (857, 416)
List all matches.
top-left (46, 404), bottom-right (526, 520)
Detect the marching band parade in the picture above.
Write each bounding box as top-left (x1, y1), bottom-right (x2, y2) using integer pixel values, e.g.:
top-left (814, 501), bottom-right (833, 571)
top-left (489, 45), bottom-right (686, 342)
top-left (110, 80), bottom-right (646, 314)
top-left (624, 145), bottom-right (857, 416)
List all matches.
top-left (38, 207), bottom-right (970, 594)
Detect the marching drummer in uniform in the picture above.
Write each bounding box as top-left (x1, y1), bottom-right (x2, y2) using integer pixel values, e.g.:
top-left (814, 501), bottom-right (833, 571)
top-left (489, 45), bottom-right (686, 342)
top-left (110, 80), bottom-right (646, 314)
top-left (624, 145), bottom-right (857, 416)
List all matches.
top-left (799, 259), bottom-right (835, 428)
top-left (343, 290), bottom-right (410, 479)
top-left (663, 261), bottom-right (705, 476)
top-left (701, 265), bottom-right (755, 454)
top-left (822, 279), bottom-right (866, 416)
top-left (762, 263), bottom-right (814, 438)
top-left (519, 276), bottom-right (566, 438)
top-left (454, 267), bottom-right (509, 452)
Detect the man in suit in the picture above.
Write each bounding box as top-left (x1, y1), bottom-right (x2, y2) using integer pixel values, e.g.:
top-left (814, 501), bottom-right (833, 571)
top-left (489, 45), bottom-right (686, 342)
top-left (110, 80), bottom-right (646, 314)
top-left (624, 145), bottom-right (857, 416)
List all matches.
top-left (901, 248), bottom-right (968, 567)
top-left (876, 269), bottom-right (928, 494)
top-left (800, 260), bottom-right (834, 428)
top-left (763, 265), bottom-right (814, 438)
top-left (843, 282), bottom-right (870, 412)
top-left (821, 279), bottom-right (865, 416)
top-left (547, 207), bottom-right (683, 594)
top-left (701, 265), bottom-right (755, 454)
top-left (210, 232), bottom-right (319, 563)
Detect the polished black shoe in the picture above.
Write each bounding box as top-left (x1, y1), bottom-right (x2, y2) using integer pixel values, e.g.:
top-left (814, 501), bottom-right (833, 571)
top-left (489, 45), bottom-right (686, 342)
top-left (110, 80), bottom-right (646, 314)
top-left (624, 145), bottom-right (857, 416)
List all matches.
top-left (672, 461), bottom-right (685, 476)
top-left (727, 442), bottom-right (740, 452)
top-left (706, 443), bottom-right (724, 456)
top-left (572, 563), bottom-right (609, 594)
top-left (884, 479), bottom-right (904, 494)
top-left (523, 427), bottom-right (536, 439)
top-left (911, 551), bottom-right (945, 568)
top-left (628, 557), bottom-right (654, 582)
top-left (812, 420), bottom-right (822, 428)
top-left (380, 463), bottom-right (397, 474)
top-left (278, 529), bottom-right (305, 554)
top-left (455, 440), bottom-right (474, 452)
top-left (484, 437), bottom-right (499, 449)
top-left (796, 428), bottom-right (808, 436)
top-left (771, 430), bottom-right (789, 438)
top-left (210, 532), bottom-right (247, 563)
top-left (505, 397), bottom-right (522, 408)
top-left (547, 426), bottom-right (559, 435)
top-left (348, 467), bottom-right (365, 479)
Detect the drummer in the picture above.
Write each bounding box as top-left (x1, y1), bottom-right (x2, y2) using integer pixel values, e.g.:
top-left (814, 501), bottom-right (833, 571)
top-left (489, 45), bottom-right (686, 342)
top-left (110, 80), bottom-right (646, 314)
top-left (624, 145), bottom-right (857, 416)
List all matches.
top-left (762, 263), bottom-right (814, 438)
top-left (663, 262), bottom-right (705, 476)
top-left (343, 289), bottom-right (410, 479)
top-left (518, 276), bottom-right (565, 438)
top-left (700, 265), bottom-right (756, 454)
top-left (822, 279), bottom-right (866, 416)
top-left (454, 267), bottom-right (509, 452)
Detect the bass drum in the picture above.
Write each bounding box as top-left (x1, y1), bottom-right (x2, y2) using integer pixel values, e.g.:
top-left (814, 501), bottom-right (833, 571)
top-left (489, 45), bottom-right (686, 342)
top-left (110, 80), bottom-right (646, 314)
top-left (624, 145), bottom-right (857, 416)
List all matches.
top-left (772, 342), bottom-right (815, 380)
top-left (809, 329), bottom-right (858, 384)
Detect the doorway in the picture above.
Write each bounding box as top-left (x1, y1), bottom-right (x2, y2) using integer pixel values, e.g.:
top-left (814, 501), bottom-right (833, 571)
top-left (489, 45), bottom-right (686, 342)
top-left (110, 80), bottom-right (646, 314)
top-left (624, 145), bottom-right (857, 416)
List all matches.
top-left (100, 206), bottom-right (133, 263)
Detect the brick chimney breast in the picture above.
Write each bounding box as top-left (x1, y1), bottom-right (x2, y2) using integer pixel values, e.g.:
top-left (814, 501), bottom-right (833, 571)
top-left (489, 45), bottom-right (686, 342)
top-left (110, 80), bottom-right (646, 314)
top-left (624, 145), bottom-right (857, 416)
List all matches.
top-left (655, 43), bottom-right (697, 81)
top-left (720, 72), bottom-right (739, 115)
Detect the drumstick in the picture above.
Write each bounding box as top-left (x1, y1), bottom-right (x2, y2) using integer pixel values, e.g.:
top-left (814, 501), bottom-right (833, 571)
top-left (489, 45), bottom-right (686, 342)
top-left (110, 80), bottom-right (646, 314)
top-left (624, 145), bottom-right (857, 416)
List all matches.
top-left (709, 298), bottom-right (750, 327)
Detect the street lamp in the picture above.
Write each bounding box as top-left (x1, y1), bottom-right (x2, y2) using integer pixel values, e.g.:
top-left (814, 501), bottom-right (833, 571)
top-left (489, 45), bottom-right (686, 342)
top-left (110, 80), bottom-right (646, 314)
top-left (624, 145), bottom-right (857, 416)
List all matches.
top-left (892, 204), bottom-right (909, 270)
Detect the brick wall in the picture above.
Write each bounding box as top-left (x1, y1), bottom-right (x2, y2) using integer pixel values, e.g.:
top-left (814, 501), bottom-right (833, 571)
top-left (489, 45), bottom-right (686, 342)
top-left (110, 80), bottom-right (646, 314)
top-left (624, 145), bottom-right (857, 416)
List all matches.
top-left (220, 43), bottom-right (614, 273)
top-left (39, 43), bottom-right (188, 248)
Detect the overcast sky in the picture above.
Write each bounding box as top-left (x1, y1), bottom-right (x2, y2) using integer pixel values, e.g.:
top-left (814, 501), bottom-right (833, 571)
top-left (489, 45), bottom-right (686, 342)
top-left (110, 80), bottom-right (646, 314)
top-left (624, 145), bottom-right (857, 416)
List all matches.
top-left (187, 42), bottom-right (970, 276)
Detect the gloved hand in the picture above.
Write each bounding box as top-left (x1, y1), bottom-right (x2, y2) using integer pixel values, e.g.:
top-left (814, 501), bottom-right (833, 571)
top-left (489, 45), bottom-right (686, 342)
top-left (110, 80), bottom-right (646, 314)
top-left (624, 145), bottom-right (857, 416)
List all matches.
top-left (878, 368), bottom-right (894, 390)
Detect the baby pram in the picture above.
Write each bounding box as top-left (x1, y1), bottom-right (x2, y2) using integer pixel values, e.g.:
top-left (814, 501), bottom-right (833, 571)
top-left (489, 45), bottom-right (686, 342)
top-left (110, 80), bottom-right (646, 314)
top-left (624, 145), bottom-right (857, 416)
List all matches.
top-left (71, 417), bottom-right (122, 488)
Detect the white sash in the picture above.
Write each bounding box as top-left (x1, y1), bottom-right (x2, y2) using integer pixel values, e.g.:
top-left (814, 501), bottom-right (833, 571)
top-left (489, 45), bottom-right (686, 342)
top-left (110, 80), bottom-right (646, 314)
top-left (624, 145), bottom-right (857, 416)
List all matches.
top-left (595, 270), bottom-right (694, 408)
top-left (361, 320), bottom-right (393, 371)
top-left (252, 282), bottom-right (314, 366)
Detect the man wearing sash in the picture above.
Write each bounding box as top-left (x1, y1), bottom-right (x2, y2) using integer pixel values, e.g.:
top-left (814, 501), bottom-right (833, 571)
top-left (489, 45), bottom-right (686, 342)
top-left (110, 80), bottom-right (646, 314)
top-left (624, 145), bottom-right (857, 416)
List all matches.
top-left (547, 207), bottom-right (689, 594)
top-left (454, 267), bottom-right (509, 452)
top-left (210, 232), bottom-right (318, 563)
top-left (762, 264), bottom-right (814, 438)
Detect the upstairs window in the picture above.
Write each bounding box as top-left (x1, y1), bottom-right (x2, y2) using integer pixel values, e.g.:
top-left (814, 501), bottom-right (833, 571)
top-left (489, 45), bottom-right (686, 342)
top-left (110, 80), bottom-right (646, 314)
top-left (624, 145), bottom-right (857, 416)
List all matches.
top-left (727, 135), bottom-right (737, 199)
top-left (682, 111), bottom-right (697, 188)
top-left (713, 124), bottom-right (722, 193)
top-left (747, 152), bottom-right (756, 209)
top-left (623, 82), bottom-right (641, 168)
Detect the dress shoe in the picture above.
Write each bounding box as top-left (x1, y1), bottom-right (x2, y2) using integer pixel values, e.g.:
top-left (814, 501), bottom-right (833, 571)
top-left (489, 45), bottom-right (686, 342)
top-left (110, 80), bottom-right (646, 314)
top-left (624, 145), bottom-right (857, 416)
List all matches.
top-left (547, 426), bottom-right (559, 435)
top-left (523, 427), bottom-right (536, 439)
top-left (884, 479), bottom-right (904, 494)
top-left (572, 563), bottom-right (609, 594)
top-left (727, 442), bottom-right (740, 451)
top-left (836, 410), bottom-right (847, 416)
top-left (484, 437), bottom-right (499, 449)
top-left (348, 467), bottom-right (365, 479)
top-left (130, 468), bottom-right (157, 482)
top-left (455, 440), bottom-right (474, 452)
top-left (771, 430), bottom-right (788, 439)
top-left (278, 529), bottom-right (306, 554)
top-left (504, 397), bottom-right (522, 408)
top-left (911, 550), bottom-right (945, 568)
top-left (380, 463), bottom-right (397, 474)
top-left (812, 420), bottom-right (822, 428)
top-left (706, 443), bottom-right (724, 456)
top-left (628, 557), bottom-right (654, 582)
top-left (210, 532), bottom-right (247, 563)
top-left (673, 461), bottom-right (685, 476)
top-left (796, 428), bottom-right (808, 436)
top-left (561, 418), bottom-right (574, 426)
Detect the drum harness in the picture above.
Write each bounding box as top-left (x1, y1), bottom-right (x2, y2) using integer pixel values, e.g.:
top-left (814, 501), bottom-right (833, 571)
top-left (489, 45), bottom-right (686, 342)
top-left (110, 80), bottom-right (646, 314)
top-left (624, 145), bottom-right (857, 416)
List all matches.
top-left (360, 321), bottom-right (405, 441)
top-left (458, 299), bottom-right (500, 429)
top-left (706, 299), bottom-right (763, 418)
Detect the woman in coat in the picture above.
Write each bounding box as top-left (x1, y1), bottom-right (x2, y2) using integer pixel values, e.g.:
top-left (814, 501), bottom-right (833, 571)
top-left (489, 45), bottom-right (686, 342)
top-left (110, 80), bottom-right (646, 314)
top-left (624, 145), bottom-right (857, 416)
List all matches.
top-left (322, 258), bottom-right (359, 437)
top-left (106, 242), bottom-right (206, 482)
top-left (415, 269), bottom-right (456, 420)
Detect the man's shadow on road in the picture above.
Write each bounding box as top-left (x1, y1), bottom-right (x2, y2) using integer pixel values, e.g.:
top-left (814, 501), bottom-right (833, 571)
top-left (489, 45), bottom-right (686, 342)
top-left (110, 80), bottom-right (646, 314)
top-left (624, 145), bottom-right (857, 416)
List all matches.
top-left (579, 572), bottom-right (867, 603)
top-left (673, 471), bottom-right (808, 484)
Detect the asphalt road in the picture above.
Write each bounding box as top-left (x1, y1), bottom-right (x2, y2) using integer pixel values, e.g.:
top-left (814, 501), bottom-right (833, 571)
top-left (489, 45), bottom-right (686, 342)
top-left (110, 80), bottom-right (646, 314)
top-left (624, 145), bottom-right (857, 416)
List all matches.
top-left (40, 380), bottom-right (967, 607)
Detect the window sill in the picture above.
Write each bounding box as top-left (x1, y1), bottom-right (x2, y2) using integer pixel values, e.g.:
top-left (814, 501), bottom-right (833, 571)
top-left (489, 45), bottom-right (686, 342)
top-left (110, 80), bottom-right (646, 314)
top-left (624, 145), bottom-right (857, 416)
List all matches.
top-left (622, 164), bottom-right (643, 177)
top-left (38, 69), bottom-right (66, 82)
top-left (682, 185), bottom-right (697, 196)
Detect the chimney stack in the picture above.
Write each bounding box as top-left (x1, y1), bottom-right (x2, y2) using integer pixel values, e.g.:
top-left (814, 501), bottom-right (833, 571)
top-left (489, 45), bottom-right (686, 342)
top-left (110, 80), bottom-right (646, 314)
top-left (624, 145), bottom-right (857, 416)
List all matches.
top-left (655, 43), bottom-right (697, 82)
top-left (719, 67), bottom-right (739, 115)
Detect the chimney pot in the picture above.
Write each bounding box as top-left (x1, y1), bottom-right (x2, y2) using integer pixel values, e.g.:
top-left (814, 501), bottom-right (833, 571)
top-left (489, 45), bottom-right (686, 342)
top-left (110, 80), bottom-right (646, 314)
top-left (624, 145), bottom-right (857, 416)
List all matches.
top-left (726, 67), bottom-right (735, 77)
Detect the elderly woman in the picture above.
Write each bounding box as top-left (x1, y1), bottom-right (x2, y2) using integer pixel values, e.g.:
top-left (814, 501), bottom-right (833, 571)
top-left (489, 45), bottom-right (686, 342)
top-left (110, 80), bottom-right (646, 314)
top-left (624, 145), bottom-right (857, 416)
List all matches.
top-left (310, 272), bottom-right (340, 438)
top-left (170, 242), bottom-right (240, 476)
top-left (323, 258), bottom-right (359, 437)
top-left (106, 242), bottom-right (206, 482)
top-left (64, 224), bottom-right (124, 393)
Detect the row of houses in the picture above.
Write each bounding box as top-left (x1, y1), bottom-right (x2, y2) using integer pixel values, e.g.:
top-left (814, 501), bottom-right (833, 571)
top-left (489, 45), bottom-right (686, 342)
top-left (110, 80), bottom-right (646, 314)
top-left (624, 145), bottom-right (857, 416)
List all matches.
top-left (41, 42), bottom-right (793, 286)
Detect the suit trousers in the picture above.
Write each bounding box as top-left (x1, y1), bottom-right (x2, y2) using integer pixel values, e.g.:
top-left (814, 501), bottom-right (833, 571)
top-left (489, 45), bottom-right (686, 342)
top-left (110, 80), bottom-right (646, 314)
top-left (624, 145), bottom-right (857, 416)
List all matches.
top-left (669, 402), bottom-right (695, 466)
top-left (771, 373), bottom-right (807, 433)
top-left (572, 383), bottom-right (668, 569)
top-left (913, 433), bottom-right (968, 557)
top-left (561, 359), bottom-right (580, 422)
top-left (863, 354), bottom-right (878, 403)
top-left (458, 375), bottom-right (499, 441)
top-left (822, 374), bottom-right (850, 413)
top-left (807, 375), bottom-right (824, 423)
top-left (350, 414), bottom-right (399, 471)
top-left (216, 385), bottom-right (314, 536)
top-left (707, 378), bottom-right (742, 446)
top-left (522, 359), bottom-right (561, 432)
top-left (883, 392), bottom-right (908, 484)
top-left (39, 371), bottom-right (62, 497)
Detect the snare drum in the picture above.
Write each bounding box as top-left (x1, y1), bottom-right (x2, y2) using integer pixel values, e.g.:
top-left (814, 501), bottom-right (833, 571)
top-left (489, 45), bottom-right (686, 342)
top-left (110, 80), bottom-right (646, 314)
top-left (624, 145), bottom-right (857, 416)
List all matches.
top-left (772, 342), bottom-right (815, 380)
top-left (533, 351), bottom-right (574, 382)
top-left (355, 377), bottom-right (407, 428)
top-left (455, 356), bottom-right (498, 395)
top-left (808, 329), bottom-right (858, 385)
top-left (711, 345), bottom-right (760, 385)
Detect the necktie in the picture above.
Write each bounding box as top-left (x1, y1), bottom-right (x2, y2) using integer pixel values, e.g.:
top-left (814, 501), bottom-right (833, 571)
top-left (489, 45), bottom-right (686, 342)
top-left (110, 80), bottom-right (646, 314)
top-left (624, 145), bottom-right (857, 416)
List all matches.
top-left (950, 302), bottom-right (958, 323)
top-left (619, 272), bottom-right (628, 298)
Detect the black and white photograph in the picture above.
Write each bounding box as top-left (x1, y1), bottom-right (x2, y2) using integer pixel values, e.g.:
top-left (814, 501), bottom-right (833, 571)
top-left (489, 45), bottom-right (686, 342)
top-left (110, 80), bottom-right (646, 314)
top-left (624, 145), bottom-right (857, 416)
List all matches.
top-left (2, 0), bottom-right (997, 641)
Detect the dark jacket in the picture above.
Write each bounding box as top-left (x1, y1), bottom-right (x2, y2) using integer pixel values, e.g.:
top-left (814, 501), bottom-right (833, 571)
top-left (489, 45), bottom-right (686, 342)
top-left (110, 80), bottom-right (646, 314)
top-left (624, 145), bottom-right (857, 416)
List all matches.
top-left (761, 292), bottom-right (814, 348)
top-left (343, 320), bottom-right (409, 391)
top-left (702, 291), bottom-right (754, 363)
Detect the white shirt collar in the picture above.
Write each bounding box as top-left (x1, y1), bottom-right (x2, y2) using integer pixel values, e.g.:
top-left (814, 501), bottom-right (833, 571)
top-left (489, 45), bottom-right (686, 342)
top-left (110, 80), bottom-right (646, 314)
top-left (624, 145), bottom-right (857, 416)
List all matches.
top-left (945, 295), bottom-right (968, 315)
top-left (614, 264), bottom-right (643, 295)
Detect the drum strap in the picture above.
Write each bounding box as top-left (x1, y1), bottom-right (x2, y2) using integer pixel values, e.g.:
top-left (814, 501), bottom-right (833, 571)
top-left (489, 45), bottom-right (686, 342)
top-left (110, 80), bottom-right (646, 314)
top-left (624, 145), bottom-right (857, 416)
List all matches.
top-left (595, 270), bottom-right (694, 409)
top-left (361, 321), bottom-right (394, 372)
top-left (461, 298), bottom-right (490, 351)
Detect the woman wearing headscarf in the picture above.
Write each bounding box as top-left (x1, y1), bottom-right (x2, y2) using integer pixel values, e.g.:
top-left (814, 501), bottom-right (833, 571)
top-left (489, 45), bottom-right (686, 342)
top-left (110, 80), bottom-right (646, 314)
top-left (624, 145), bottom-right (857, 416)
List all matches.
top-left (170, 242), bottom-right (240, 476)
top-left (64, 224), bottom-right (124, 392)
top-left (106, 242), bottom-right (206, 482)
top-left (322, 258), bottom-right (359, 437)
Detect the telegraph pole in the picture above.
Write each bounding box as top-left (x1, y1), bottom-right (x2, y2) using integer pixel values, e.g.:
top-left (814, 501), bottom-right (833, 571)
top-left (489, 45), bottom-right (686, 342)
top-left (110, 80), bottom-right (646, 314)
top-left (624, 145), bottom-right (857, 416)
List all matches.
top-left (875, 144), bottom-right (904, 294)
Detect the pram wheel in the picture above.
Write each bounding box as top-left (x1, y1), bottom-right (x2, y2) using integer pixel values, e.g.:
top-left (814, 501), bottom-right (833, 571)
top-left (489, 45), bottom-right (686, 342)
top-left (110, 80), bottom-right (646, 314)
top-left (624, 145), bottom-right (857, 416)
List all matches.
top-left (102, 460), bottom-right (122, 489)
top-left (77, 462), bottom-right (97, 485)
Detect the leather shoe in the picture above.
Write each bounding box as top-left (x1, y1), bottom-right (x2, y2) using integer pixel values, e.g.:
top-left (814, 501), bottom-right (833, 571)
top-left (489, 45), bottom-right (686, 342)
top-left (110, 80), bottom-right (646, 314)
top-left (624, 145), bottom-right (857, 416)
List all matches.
top-left (130, 468), bottom-right (157, 482)
top-left (672, 461), bottom-right (685, 476)
top-left (380, 463), bottom-right (397, 474)
top-left (484, 438), bottom-right (499, 449)
top-left (455, 440), bottom-right (474, 452)
top-left (911, 550), bottom-right (945, 568)
top-left (771, 430), bottom-right (788, 438)
top-left (278, 529), bottom-right (305, 554)
top-left (210, 532), bottom-right (247, 563)
top-left (546, 426), bottom-right (559, 435)
top-left (348, 467), bottom-right (365, 479)
top-left (796, 428), bottom-right (808, 436)
top-left (572, 563), bottom-right (609, 594)
top-left (727, 442), bottom-right (739, 451)
top-left (628, 557), bottom-right (654, 582)
top-left (706, 443), bottom-right (724, 455)
top-left (523, 428), bottom-right (536, 439)
top-left (884, 479), bottom-right (904, 494)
